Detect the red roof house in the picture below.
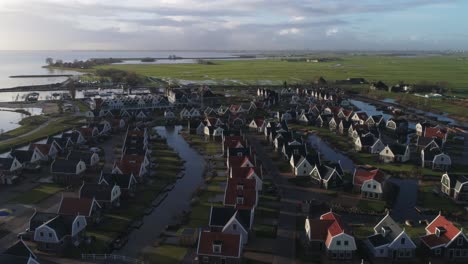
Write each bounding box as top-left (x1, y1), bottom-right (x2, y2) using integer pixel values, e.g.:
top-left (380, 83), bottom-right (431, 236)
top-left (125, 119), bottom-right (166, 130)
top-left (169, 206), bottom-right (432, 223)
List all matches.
top-left (424, 127), bottom-right (448, 142)
top-left (305, 211), bottom-right (357, 259)
top-left (420, 214), bottom-right (465, 250)
top-left (197, 231), bottom-right (242, 261)
top-left (224, 177), bottom-right (257, 210)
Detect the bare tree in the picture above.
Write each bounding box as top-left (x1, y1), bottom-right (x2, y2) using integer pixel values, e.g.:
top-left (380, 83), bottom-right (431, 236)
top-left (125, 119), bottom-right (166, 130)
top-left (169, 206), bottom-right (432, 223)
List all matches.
top-left (45, 57), bottom-right (54, 66)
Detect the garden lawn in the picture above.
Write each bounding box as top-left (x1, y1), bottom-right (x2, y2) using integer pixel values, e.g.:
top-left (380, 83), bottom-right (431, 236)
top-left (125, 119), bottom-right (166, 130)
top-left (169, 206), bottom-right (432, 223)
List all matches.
top-left (10, 184), bottom-right (63, 204)
top-left (419, 185), bottom-right (464, 215)
top-left (141, 245), bottom-right (188, 264)
top-left (357, 199), bottom-right (386, 213)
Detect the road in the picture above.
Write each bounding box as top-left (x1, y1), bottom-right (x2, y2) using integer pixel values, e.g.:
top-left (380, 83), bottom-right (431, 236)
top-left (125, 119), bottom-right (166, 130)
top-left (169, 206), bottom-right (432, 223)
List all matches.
top-left (247, 134), bottom-right (297, 263)
top-left (0, 117), bottom-right (60, 144)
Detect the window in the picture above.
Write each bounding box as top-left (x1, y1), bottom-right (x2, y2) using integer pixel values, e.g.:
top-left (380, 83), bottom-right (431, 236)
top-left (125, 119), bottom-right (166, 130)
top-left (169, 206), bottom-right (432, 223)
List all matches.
top-left (233, 224), bottom-right (237, 230)
top-left (203, 256), bottom-right (209, 263)
top-left (336, 240), bottom-right (341, 246)
top-left (48, 233), bottom-right (52, 238)
top-left (344, 241), bottom-right (349, 246)
top-left (40, 232), bottom-right (44, 237)
top-left (401, 238), bottom-right (406, 244)
top-left (435, 248), bottom-right (441, 255)
top-left (77, 221), bottom-right (80, 228)
top-left (458, 237), bottom-right (463, 246)
top-left (367, 184), bottom-right (371, 188)
top-left (373, 185), bottom-right (376, 189)
top-left (213, 245), bottom-right (221, 253)
top-left (380, 249), bottom-right (384, 254)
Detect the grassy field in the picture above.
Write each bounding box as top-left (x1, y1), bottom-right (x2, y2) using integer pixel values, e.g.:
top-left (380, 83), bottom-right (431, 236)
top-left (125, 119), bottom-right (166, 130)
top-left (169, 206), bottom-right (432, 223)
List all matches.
top-left (94, 55), bottom-right (468, 95)
top-left (3, 115), bottom-right (49, 137)
top-left (0, 115), bottom-right (85, 152)
top-left (10, 184), bottom-right (63, 204)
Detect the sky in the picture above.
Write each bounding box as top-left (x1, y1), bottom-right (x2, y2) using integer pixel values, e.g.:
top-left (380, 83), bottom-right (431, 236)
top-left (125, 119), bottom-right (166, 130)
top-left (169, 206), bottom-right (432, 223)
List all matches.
top-left (0, 0), bottom-right (466, 51)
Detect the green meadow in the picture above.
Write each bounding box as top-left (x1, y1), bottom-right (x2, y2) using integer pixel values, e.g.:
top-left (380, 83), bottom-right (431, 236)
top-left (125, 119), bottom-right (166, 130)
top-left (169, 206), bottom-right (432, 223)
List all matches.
top-left (95, 55), bottom-right (468, 95)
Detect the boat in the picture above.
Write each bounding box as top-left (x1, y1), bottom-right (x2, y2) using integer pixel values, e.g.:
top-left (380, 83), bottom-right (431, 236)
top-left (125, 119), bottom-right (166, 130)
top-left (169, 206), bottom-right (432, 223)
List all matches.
top-left (83, 90), bottom-right (99, 97)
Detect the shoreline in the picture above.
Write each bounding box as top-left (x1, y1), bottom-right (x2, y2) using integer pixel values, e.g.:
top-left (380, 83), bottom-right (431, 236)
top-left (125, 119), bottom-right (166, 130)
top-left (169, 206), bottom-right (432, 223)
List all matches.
top-left (9, 74), bottom-right (73, 78)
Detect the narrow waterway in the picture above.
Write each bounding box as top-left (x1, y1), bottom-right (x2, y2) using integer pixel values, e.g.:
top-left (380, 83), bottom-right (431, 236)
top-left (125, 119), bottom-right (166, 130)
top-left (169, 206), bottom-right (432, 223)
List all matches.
top-left (307, 134), bottom-right (356, 172)
top-left (116, 125), bottom-right (206, 257)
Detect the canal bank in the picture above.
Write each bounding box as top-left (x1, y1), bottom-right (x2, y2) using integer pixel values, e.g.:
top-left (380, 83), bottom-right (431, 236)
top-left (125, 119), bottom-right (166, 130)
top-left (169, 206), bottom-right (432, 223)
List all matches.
top-left (116, 126), bottom-right (206, 258)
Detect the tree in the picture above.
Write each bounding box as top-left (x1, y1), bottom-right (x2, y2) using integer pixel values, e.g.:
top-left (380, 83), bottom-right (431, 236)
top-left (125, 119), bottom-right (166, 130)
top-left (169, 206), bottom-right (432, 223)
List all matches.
top-left (45, 58), bottom-right (54, 66)
top-left (67, 81), bottom-right (76, 100)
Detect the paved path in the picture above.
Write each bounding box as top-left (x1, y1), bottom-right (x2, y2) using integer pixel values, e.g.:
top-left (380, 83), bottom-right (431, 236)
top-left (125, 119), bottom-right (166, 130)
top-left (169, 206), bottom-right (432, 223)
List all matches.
top-left (247, 134), bottom-right (297, 264)
top-left (0, 117), bottom-right (59, 144)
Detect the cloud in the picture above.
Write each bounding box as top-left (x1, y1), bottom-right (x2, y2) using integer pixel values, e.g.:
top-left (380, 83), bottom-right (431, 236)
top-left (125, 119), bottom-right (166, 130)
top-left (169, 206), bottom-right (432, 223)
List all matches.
top-left (326, 27), bottom-right (339, 37)
top-left (278, 28), bottom-right (301, 36)
top-left (0, 0), bottom-right (465, 50)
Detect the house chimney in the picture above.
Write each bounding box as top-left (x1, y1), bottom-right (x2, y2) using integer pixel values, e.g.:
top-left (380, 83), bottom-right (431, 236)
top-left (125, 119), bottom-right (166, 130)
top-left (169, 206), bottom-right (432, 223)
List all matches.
top-left (435, 227), bottom-right (446, 237)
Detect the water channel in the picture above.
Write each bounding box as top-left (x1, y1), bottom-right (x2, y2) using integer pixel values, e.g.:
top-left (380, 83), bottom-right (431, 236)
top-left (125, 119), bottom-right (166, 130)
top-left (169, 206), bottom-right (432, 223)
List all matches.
top-left (116, 126), bottom-right (206, 257)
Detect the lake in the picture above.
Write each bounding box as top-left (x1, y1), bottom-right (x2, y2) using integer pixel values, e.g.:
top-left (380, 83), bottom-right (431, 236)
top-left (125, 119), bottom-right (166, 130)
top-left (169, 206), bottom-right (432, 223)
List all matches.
top-left (0, 50), bottom-right (257, 89)
top-left (0, 107), bottom-right (43, 132)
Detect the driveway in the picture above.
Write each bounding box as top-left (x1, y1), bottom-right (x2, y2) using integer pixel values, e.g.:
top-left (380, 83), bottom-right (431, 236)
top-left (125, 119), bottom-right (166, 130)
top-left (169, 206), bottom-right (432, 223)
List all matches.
top-left (101, 134), bottom-right (122, 171)
top-left (247, 134), bottom-right (297, 264)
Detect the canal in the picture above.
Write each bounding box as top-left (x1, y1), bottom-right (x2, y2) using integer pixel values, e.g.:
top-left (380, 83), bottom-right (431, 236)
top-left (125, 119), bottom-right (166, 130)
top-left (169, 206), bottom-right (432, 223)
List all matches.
top-left (116, 126), bottom-right (206, 257)
top-left (305, 116), bottom-right (427, 223)
top-left (307, 134), bottom-right (356, 173)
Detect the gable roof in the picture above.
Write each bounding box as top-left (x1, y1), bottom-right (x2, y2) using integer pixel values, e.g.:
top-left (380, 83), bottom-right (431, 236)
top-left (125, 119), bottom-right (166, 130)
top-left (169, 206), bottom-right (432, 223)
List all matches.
top-left (316, 164), bottom-right (339, 181)
top-left (372, 213), bottom-right (403, 241)
top-left (421, 214), bottom-right (460, 249)
top-left (100, 173), bottom-right (135, 189)
top-left (29, 143), bottom-right (51, 155)
top-left (2, 240), bottom-right (36, 259)
top-left (42, 215), bottom-right (73, 240)
top-left (67, 151), bottom-right (96, 165)
top-left (228, 156), bottom-right (255, 169)
top-left (454, 175), bottom-right (468, 193)
top-left (114, 159), bottom-right (143, 176)
top-left (80, 183), bottom-right (117, 201)
top-left (224, 178), bottom-right (257, 210)
top-left (230, 167), bottom-right (261, 179)
top-left (51, 159), bottom-right (83, 174)
top-left (9, 150), bottom-right (34, 163)
top-left (197, 231), bottom-right (241, 258)
top-left (424, 127), bottom-right (447, 140)
top-left (417, 136), bottom-right (441, 148)
top-left (29, 211), bottom-right (57, 232)
top-left (0, 157), bottom-right (15, 171)
top-left (390, 143), bottom-right (408, 156)
top-left (209, 207), bottom-right (252, 230)
top-left (353, 167), bottom-right (385, 186)
top-left (223, 136), bottom-right (245, 149)
top-left (58, 197), bottom-right (99, 217)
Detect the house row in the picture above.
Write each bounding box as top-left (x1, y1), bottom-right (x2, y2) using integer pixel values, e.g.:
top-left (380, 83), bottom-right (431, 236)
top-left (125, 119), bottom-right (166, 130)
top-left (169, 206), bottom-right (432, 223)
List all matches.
top-left (0, 126), bottom-right (105, 185)
top-left (305, 211), bottom-right (467, 261)
top-left (196, 132), bottom-right (264, 263)
top-left (93, 94), bottom-right (172, 111)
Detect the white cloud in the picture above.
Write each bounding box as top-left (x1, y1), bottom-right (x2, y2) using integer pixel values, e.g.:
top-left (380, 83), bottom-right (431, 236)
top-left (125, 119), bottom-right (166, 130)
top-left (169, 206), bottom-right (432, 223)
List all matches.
top-left (278, 28), bottom-right (301, 35)
top-left (291, 16), bottom-right (305, 21)
top-left (326, 27), bottom-right (339, 36)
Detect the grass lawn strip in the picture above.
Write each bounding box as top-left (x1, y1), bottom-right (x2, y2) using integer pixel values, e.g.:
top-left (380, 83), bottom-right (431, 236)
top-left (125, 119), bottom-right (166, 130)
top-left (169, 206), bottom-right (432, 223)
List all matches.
top-left (141, 245), bottom-right (188, 264)
top-left (10, 184), bottom-right (64, 204)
